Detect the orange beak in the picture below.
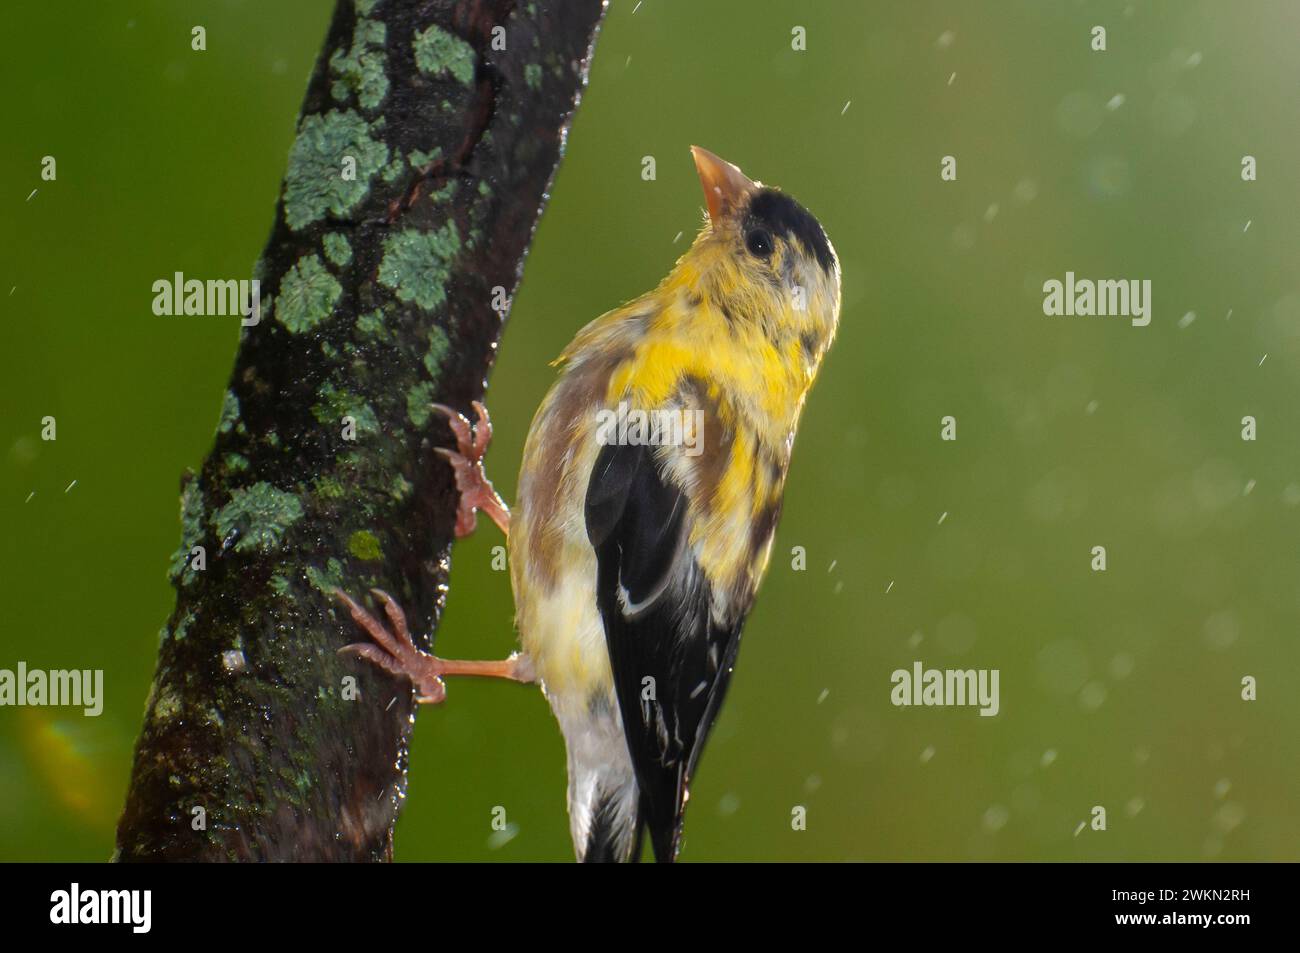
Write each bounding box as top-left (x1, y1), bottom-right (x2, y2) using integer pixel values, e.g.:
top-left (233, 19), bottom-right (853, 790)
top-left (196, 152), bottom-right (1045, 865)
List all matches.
top-left (690, 145), bottom-right (757, 227)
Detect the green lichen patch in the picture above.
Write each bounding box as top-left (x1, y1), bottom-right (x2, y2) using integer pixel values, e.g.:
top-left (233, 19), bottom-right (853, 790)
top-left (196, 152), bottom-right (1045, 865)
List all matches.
top-left (305, 558), bottom-right (345, 594)
top-left (276, 254), bottom-right (341, 333)
top-left (524, 63), bottom-right (543, 89)
top-left (312, 382), bottom-right (380, 434)
top-left (217, 390), bottom-right (240, 434)
top-left (329, 18), bottom-right (388, 110)
top-left (356, 0), bottom-right (380, 14)
top-left (413, 25), bottom-right (475, 85)
top-left (169, 477), bottom-right (205, 583)
top-left (212, 482), bottom-right (304, 553)
top-left (175, 611), bottom-right (195, 642)
top-left (406, 380), bottom-right (436, 427)
top-left (313, 475), bottom-right (346, 499)
top-left (283, 110), bottom-right (389, 231)
top-left (377, 223), bottom-right (460, 310)
top-left (409, 147), bottom-right (442, 168)
top-left (381, 155), bottom-right (405, 183)
top-left (423, 326), bottom-right (450, 378)
top-left (355, 308), bottom-right (388, 339)
top-left (323, 232), bottom-right (352, 267)
top-left (390, 473), bottom-right (413, 500)
top-left (348, 529), bottom-right (383, 561)
top-left (428, 180), bottom-right (457, 203)
top-left (224, 452), bottom-right (249, 472)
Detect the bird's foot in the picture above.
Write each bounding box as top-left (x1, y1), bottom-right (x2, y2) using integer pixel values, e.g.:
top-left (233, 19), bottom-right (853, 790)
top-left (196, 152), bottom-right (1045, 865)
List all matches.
top-left (335, 588), bottom-right (447, 702)
top-left (431, 400), bottom-right (511, 538)
top-left (335, 587), bottom-right (531, 704)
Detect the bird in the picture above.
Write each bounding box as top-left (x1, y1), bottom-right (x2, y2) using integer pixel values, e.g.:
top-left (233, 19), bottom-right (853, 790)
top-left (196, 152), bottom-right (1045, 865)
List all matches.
top-left (336, 146), bottom-right (841, 862)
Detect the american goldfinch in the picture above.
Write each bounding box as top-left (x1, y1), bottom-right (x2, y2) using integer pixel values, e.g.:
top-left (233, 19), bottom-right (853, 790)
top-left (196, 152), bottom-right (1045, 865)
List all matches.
top-left (338, 146), bottom-right (840, 862)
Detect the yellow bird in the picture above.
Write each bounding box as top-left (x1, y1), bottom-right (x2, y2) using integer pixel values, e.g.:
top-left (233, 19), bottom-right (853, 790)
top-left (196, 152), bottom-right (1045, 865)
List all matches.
top-left (337, 146), bottom-right (841, 861)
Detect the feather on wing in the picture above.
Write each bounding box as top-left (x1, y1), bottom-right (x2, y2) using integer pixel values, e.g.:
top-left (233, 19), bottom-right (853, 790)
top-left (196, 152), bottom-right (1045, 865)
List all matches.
top-left (585, 441), bottom-right (746, 862)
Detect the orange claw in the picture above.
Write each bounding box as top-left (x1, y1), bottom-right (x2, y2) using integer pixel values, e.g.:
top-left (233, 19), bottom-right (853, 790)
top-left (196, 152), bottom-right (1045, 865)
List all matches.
top-left (333, 587), bottom-right (533, 703)
top-left (333, 587), bottom-right (446, 703)
top-left (430, 401), bottom-right (511, 537)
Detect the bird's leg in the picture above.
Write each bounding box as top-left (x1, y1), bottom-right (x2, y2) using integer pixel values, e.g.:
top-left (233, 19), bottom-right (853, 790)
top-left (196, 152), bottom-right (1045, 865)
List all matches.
top-left (431, 400), bottom-right (510, 537)
top-left (335, 588), bottom-right (533, 704)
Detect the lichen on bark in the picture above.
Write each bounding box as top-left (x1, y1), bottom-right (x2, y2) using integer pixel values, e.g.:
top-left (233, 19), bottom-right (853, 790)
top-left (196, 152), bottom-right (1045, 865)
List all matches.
top-left (116, 0), bottom-right (606, 862)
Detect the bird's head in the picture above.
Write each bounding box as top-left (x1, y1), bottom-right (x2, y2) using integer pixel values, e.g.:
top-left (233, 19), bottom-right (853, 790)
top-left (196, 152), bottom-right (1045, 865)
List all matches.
top-left (685, 146), bottom-right (841, 368)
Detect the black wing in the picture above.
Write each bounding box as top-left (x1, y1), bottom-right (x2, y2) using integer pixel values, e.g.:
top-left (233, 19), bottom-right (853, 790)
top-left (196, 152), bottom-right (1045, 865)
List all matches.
top-left (585, 441), bottom-right (746, 862)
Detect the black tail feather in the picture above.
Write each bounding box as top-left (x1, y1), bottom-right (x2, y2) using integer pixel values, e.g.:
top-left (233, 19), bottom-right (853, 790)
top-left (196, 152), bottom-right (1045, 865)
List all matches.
top-left (641, 787), bottom-right (684, 862)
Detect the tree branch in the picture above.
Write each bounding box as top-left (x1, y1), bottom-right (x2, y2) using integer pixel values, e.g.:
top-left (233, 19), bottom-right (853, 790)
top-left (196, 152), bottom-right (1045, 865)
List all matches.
top-left (115, 0), bottom-right (605, 862)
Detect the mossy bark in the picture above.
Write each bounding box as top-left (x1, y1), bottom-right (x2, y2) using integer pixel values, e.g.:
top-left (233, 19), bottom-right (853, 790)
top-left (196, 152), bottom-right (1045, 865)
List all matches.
top-left (116, 0), bottom-right (605, 862)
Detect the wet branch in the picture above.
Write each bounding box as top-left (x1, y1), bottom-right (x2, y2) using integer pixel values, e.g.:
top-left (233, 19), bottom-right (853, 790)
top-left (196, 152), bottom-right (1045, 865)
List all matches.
top-left (116, 0), bottom-right (605, 862)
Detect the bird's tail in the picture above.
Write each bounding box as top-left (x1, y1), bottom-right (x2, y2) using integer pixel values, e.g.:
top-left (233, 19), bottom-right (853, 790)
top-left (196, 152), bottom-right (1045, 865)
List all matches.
top-left (640, 783), bottom-right (685, 863)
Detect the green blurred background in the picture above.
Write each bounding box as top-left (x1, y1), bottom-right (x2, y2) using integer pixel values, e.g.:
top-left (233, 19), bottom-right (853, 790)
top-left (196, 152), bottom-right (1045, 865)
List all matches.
top-left (3, 0), bottom-right (1298, 861)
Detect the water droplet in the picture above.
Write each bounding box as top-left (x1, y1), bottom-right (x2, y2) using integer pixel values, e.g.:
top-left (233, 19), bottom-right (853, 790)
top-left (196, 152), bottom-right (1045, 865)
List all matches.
top-left (1202, 611), bottom-right (1239, 651)
top-left (487, 822), bottom-right (519, 849)
top-left (1214, 802), bottom-right (1245, 833)
top-left (1109, 653), bottom-right (1135, 679)
top-left (982, 805), bottom-right (1009, 832)
top-left (1012, 179), bottom-right (1039, 204)
top-left (1080, 681), bottom-right (1107, 711)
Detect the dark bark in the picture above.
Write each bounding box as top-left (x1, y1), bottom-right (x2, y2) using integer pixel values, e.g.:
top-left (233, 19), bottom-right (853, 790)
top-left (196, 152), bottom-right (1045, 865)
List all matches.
top-left (116, 0), bottom-right (605, 862)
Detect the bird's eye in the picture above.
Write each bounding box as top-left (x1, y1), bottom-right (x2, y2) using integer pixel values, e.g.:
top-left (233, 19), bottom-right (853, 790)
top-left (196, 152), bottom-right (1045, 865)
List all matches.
top-left (745, 228), bottom-right (773, 258)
